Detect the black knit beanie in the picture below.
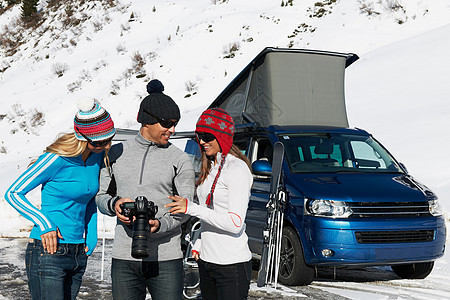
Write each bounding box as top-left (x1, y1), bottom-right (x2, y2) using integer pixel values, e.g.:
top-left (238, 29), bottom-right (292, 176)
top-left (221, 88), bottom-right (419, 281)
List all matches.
top-left (137, 79), bottom-right (181, 124)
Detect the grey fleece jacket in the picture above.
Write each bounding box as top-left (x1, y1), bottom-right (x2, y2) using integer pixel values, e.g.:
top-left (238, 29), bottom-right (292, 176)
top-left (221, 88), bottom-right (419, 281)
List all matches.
top-left (96, 132), bottom-right (195, 261)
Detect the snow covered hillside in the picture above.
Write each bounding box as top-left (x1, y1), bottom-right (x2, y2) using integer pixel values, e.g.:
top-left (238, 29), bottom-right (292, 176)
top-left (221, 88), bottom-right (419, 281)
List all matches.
top-left (1, 0), bottom-right (449, 236)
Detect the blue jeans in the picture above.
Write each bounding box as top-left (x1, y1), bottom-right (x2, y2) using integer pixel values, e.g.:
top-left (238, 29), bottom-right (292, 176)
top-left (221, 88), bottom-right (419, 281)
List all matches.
top-left (111, 258), bottom-right (184, 300)
top-left (197, 259), bottom-right (252, 300)
top-left (25, 239), bottom-right (88, 300)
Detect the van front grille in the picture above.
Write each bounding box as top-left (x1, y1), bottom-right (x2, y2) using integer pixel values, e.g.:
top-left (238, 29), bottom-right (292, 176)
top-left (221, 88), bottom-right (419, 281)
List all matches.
top-left (355, 230), bottom-right (434, 244)
top-left (348, 201), bottom-right (430, 218)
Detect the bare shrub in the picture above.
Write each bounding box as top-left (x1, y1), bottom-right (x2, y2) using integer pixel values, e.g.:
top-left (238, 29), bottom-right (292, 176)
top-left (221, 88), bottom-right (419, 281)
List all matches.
top-left (67, 80), bottom-right (82, 93)
top-left (93, 60), bottom-right (108, 71)
top-left (52, 62), bottom-right (69, 77)
top-left (29, 109), bottom-right (45, 127)
top-left (0, 19), bottom-right (25, 55)
top-left (64, 3), bottom-right (74, 17)
top-left (79, 69), bottom-right (91, 82)
top-left (7, 104), bottom-right (45, 134)
top-left (116, 2), bottom-right (130, 13)
top-left (0, 146), bottom-right (6, 154)
top-left (102, 0), bottom-right (118, 9)
top-left (110, 80), bottom-right (120, 95)
top-left (184, 80), bottom-right (198, 98)
top-left (358, 1), bottom-right (381, 16)
top-left (381, 0), bottom-right (404, 12)
top-left (147, 51), bottom-right (157, 62)
top-left (116, 43), bottom-right (127, 54)
top-left (120, 22), bottom-right (130, 32)
top-left (63, 15), bottom-right (81, 28)
top-left (185, 80), bottom-right (197, 93)
top-left (131, 51), bottom-right (146, 74)
top-left (11, 103), bottom-right (25, 118)
top-left (308, 0), bottom-right (338, 18)
top-left (92, 20), bottom-right (103, 32)
top-left (211, 0), bottom-right (228, 4)
top-left (0, 60), bottom-right (10, 73)
top-left (223, 42), bottom-right (240, 58)
top-left (288, 22), bottom-right (315, 38)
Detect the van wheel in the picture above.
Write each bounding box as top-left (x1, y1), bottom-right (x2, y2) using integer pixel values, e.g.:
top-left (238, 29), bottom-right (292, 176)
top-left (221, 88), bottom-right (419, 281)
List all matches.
top-left (278, 226), bottom-right (314, 286)
top-left (391, 262), bottom-right (434, 279)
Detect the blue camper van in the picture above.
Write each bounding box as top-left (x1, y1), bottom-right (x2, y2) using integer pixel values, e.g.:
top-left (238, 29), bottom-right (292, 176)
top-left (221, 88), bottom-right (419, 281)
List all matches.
top-left (183, 48), bottom-right (446, 286)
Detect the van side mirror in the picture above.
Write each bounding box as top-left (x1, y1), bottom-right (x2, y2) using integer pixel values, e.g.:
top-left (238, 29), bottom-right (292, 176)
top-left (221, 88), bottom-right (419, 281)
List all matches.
top-left (399, 162), bottom-right (408, 174)
top-left (252, 160), bottom-right (272, 176)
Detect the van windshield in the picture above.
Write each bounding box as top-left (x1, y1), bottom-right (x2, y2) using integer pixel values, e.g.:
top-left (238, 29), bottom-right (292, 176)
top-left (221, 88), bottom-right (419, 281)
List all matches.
top-left (279, 133), bottom-right (403, 174)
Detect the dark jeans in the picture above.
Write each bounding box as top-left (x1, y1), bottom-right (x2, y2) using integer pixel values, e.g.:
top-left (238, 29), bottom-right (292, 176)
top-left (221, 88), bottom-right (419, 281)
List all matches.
top-left (25, 239), bottom-right (88, 300)
top-left (111, 258), bottom-right (184, 300)
top-left (197, 259), bottom-right (252, 300)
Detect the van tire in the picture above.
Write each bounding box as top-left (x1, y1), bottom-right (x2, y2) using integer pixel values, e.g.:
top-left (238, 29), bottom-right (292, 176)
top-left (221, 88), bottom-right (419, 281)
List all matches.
top-left (391, 262), bottom-right (434, 279)
top-left (278, 226), bottom-right (314, 286)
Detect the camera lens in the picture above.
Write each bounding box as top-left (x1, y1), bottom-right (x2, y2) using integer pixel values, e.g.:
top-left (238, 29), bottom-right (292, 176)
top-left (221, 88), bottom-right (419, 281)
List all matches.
top-left (131, 217), bottom-right (150, 259)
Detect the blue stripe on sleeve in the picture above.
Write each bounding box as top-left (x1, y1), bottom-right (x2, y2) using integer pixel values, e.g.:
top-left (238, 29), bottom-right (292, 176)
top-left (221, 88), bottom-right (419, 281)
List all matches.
top-left (4, 153), bottom-right (59, 231)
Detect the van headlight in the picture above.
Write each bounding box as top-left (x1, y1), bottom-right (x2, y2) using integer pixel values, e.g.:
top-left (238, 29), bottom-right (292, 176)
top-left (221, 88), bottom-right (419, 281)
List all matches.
top-left (428, 199), bottom-right (443, 217)
top-left (305, 199), bottom-right (352, 218)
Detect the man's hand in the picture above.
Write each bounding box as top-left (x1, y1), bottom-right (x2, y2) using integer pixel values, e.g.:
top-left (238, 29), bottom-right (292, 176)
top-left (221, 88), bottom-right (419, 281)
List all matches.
top-left (149, 219), bottom-right (160, 233)
top-left (114, 197), bottom-right (134, 225)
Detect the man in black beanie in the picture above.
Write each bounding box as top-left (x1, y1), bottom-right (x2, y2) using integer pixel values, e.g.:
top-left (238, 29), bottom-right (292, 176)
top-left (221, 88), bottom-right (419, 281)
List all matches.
top-left (96, 79), bottom-right (195, 300)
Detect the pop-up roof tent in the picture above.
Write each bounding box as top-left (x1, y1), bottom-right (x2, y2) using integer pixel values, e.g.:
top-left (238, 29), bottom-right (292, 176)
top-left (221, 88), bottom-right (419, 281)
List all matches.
top-left (208, 47), bottom-right (358, 128)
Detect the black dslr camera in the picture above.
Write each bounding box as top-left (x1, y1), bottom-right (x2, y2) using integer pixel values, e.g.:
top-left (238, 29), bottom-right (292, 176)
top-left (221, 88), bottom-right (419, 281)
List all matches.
top-left (120, 196), bottom-right (158, 259)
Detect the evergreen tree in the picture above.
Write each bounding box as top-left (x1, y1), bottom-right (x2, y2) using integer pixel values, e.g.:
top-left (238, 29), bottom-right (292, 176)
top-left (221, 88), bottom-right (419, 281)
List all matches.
top-left (21, 0), bottom-right (39, 22)
top-left (7, 0), bottom-right (18, 6)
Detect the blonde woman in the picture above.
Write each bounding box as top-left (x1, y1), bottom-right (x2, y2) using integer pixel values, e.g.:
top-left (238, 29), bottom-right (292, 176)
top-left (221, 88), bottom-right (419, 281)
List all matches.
top-left (4, 98), bottom-right (115, 300)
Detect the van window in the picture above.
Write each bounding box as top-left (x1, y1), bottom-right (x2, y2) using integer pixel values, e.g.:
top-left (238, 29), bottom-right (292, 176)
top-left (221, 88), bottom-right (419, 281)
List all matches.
top-left (280, 133), bottom-right (402, 174)
top-left (233, 135), bottom-right (251, 156)
top-left (310, 144), bottom-right (342, 162)
top-left (350, 141), bottom-right (386, 169)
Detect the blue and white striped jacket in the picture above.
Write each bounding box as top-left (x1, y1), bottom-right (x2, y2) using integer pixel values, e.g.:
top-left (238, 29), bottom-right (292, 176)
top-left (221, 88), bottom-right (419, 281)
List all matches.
top-left (4, 151), bottom-right (103, 255)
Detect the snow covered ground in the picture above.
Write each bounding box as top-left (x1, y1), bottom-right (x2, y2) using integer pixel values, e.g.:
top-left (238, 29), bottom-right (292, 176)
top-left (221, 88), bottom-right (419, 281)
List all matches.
top-left (1, 234), bottom-right (449, 299)
top-left (1, 0), bottom-right (450, 299)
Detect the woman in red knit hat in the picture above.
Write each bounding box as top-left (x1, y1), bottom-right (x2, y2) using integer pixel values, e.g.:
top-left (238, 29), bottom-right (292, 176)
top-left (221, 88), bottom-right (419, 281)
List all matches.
top-left (166, 108), bottom-right (253, 300)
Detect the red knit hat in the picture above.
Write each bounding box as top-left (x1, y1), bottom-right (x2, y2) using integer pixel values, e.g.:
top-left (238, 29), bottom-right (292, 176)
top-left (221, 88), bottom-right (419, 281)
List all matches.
top-left (196, 108), bottom-right (234, 209)
top-left (195, 108), bottom-right (235, 155)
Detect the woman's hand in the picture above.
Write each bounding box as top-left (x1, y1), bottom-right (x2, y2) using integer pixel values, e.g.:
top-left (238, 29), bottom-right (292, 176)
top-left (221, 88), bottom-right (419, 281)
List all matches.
top-left (165, 195), bottom-right (187, 214)
top-left (192, 250), bottom-right (199, 261)
top-left (40, 229), bottom-right (63, 254)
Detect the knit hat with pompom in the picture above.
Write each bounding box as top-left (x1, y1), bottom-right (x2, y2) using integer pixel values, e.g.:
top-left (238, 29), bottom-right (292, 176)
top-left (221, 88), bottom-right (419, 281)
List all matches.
top-left (196, 108), bottom-right (235, 156)
top-left (74, 98), bottom-right (115, 142)
top-left (195, 108), bottom-right (235, 209)
top-left (137, 79), bottom-right (180, 124)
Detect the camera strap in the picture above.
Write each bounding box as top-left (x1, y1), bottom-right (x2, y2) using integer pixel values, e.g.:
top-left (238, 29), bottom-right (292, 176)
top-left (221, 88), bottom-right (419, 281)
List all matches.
top-left (172, 165), bottom-right (179, 196)
top-left (106, 162), bottom-right (118, 197)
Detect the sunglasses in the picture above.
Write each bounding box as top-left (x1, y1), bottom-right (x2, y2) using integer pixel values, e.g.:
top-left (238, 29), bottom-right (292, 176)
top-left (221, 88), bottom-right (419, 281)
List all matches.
top-left (196, 131), bottom-right (216, 143)
top-left (144, 109), bottom-right (178, 129)
top-left (76, 128), bottom-right (114, 148)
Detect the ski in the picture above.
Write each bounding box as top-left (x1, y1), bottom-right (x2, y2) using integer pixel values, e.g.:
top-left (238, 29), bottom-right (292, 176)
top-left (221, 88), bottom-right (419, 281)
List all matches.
top-left (257, 141), bottom-right (285, 287)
